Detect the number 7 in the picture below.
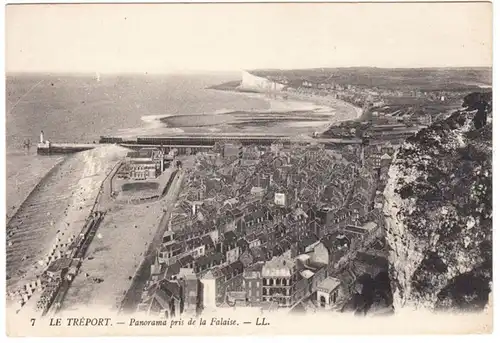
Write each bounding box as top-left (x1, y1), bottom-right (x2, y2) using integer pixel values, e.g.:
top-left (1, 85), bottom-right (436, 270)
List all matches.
top-left (30, 318), bottom-right (36, 326)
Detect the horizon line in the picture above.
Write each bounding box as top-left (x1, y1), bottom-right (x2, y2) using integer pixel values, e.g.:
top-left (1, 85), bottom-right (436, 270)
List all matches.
top-left (5, 65), bottom-right (493, 75)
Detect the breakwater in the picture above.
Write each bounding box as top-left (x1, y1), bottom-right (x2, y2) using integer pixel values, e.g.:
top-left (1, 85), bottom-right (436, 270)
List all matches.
top-left (37, 142), bottom-right (97, 155)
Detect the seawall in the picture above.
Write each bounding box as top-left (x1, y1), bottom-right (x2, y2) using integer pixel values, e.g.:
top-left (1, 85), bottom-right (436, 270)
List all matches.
top-left (37, 143), bottom-right (97, 155)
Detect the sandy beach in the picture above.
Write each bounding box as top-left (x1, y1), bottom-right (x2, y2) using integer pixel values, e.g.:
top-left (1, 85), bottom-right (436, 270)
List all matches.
top-left (6, 145), bottom-right (129, 313)
top-left (61, 168), bottom-right (183, 314)
top-left (157, 89), bottom-right (361, 135)
top-left (60, 197), bottom-right (166, 313)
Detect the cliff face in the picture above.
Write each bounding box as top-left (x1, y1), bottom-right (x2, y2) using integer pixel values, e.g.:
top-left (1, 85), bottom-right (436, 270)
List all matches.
top-left (383, 92), bottom-right (492, 311)
top-left (239, 71), bottom-right (286, 93)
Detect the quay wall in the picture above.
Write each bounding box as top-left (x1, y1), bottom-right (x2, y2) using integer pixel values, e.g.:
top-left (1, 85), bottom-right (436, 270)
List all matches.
top-left (37, 143), bottom-right (97, 155)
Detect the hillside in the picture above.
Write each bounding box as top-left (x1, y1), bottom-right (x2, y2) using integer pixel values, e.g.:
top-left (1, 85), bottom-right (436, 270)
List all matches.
top-left (252, 67), bottom-right (492, 91)
top-left (383, 91), bottom-right (492, 311)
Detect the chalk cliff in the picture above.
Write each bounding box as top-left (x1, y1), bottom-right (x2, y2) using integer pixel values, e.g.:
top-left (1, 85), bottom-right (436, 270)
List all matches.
top-left (238, 71), bottom-right (286, 93)
top-left (383, 92), bottom-right (492, 311)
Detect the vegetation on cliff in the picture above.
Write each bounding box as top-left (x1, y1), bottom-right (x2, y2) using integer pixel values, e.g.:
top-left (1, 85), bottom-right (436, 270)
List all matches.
top-left (385, 91), bottom-right (492, 311)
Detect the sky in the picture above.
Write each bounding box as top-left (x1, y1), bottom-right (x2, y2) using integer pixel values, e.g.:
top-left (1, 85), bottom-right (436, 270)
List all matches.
top-left (5, 2), bottom-right (493, 73)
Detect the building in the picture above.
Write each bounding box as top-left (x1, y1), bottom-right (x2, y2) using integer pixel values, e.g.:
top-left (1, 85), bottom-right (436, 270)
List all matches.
top-left (46, 257), bottom-right (72, 279)
top-left (194, 252), bottom-right (225, 274)
top-left (218, 231), bottom-right (241, 264)
top-left (128, 161), bottom-right (157, 180)
top-left (223, 143), bottom-right (241, 159)
top-left (250, 186), bottom-right (265, 198)
top-left (125, 148), bottom-right (166, 180)
top-left (343, 221), bottom-right (380, 249)
top-left (274, 193), bottom-right (287, 207)
top-left (261, 256), bottom-right (299, 307)
top-left (295, 254), bottom-right (327, 296)
top-left (142, 280), bottom-right (183, 318)
top-left (316, 277), bottom-right (342, 309)
top-left (243, 263), bottom-right (264, 306)
top-left (180, 271), bottom-right (201, 315)
top-left (200, 271), bottom-right (217, 311)
top-left (310, 234), bottom-right (350, 275)
top-left (158, 238), bottom-right (184, 265)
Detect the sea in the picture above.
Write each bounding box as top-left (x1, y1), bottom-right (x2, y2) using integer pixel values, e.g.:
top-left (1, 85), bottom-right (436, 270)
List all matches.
top-left (5, 72), bottom-right (273, 220)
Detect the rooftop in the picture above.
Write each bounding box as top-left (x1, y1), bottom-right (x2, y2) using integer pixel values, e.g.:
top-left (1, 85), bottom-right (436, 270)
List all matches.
top-left (317, 277), bottom-right (342, 293)
top-left (262, 256), bottom-right (296, 278)
top-left (363, 221), bottom-right (378, 232)
top-left (299, 269), bottom-right (315, 279)
top-left (47, 257), bottom-right (72, 273)
top-left (344, 225), bottom-right (368, 235)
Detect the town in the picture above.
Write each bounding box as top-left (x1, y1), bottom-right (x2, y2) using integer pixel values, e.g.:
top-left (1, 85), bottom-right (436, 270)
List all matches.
top-left (131, 135), bottom-right (395, 317)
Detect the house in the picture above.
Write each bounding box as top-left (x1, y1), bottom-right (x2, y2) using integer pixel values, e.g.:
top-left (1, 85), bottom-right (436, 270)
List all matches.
top-left (223, 143), bottom-right (241, 159)
top-left (250, 187), bottom-right (265, 198)
top-left (307, 217), bottom-right (325, 238)
top-left (185, 237), bottom-right (206, 259)
top-left (251, 246), bottom-right (271, 263)
top-left (268, 223), bottom-right (287, 249)
top-left (243, 263), bottom-right (264, 306)
top-left (218, 231), bottom-right (241, 264)
top-left (162, 231), bottom-right (176, 247)
top-left (158, 241), bottom-right (183, 265)
top-left (349, 199), bottom-right (367, 220)
top-left (295, 254), bottom-right (327, 295)
top-left (285, 208), bottom-right (309, 236)
top-left (201, 235), bottom-right (216, 254)
top-left (310, 234), bottom-right (350, 275)
top-left (180, 271), bottom-right (201, 315)
top-left (238, 208), bottom-right (270, 234)
top-left (239, 249), bottom-right (254, 268)
top-left (202, 261), bottom-right (245, 305)
top-left (314, 206), bottom-right (336, 226)
top-left (194, 252), bottom-right (225, 274)
top-left (146, 280), bottom-right (183, 318)
top-left (261, 256), bottom-right (300, 307)
top-left (236, 238), bottom-right (249, 254)
top-left (316, 277), bottom-right (342, 309)
top-left (150, 252), bottom-right (167, 282)
top-left (178, 255), bottom-right (195, 269)
top-left (297, 234), bottom-right (319, 255)
top-left (251, 174), bottom-right (271, 189)
top-left (245, 233), bottom-right (261, 249)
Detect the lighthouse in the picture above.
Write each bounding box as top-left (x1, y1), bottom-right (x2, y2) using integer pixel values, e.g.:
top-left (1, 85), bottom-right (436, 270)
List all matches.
top-left (40, 131), bottom-right (45, 144)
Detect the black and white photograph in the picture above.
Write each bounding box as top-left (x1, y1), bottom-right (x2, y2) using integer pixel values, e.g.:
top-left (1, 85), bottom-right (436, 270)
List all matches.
top-left (3, 1), bottom-right (493, 336)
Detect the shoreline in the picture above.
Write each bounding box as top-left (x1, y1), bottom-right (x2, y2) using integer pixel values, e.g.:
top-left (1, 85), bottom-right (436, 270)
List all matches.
top-left (206, 86), bottom-right (363, 129)
top-left (6, 145), bottom-right (130, 308)
top-left (151, 87), bottom-right (362, 136)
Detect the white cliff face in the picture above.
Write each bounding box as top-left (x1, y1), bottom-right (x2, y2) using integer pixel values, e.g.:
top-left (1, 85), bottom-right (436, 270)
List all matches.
top-left (239, 71), bottom-right (286, 92)
top-left (383, 92), bottom-right (492, 312)
top-left (384, 162), bottom-right (425, 310)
